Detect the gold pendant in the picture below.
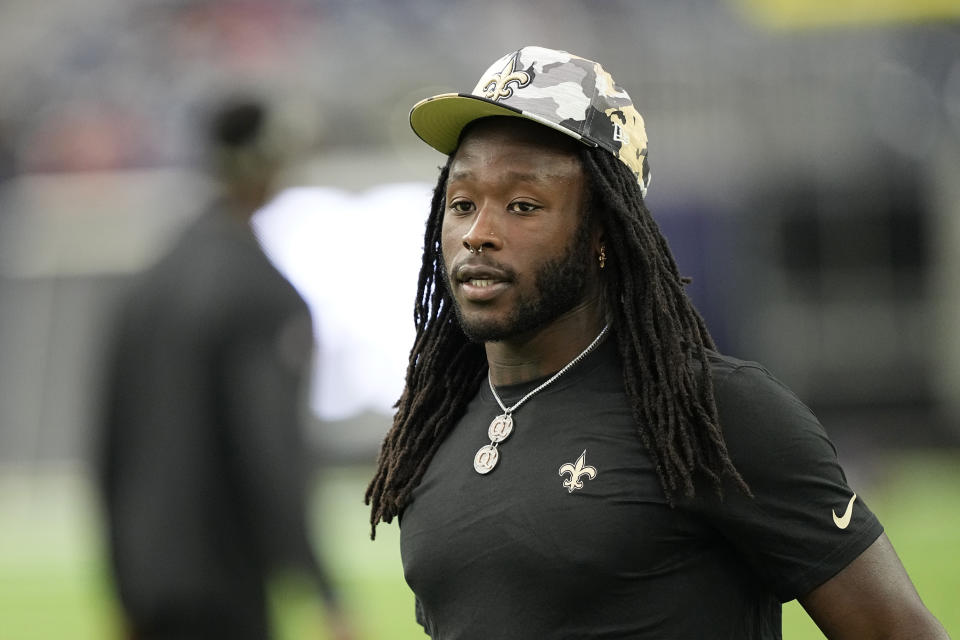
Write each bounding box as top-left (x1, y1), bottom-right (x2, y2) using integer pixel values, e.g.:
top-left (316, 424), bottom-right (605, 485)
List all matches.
top-left (474, 444), bottom-right (499, 474)
top-left (488, 413), bottom-right (513, 442)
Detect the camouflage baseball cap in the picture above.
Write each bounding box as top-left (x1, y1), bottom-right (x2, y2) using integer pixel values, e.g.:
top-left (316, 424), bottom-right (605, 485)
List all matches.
top-left (409, 46), bottom-right (651, 196)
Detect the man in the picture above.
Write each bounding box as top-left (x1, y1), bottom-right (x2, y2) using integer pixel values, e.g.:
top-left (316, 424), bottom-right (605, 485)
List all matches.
top-left (100, 96), bottom-right (352, 640)
top-left (366, 47), bottom-right (949, 639)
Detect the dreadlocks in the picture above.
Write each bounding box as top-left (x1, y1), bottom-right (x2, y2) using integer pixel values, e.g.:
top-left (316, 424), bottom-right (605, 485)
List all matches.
top-left (365, 144), bottom-right (748, 538)
top-left (580, 149), bottom-right (749, 504)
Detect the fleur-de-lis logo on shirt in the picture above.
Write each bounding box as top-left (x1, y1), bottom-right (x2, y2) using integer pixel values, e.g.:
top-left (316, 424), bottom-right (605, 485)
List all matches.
top-left (559, 450), bottom-right (597, 493)
top-left (480, 53), bottom-right (531, 102)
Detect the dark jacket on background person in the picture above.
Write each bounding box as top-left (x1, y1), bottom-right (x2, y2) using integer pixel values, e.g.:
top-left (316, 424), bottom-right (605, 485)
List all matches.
top-left (99, 201), bottom-right (332, 640)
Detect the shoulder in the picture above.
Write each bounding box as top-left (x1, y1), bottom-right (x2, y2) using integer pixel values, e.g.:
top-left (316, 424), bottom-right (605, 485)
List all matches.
top-left (708, 351), bottom-right (793, 400)
top-left (708, 352), bottom-right (822, 433)
top-left (687, 353), bottom-right (884, 599)
top-left (192, 210), bottom-right (304, 306)
top-left (705, 351), bottom-right (837, 477)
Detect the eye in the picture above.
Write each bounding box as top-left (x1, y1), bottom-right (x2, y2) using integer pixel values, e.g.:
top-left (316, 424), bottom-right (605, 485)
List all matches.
top-left (448, 199), bottom-right (474, 214)
top-left (508, 200), bottom-right (540, 214)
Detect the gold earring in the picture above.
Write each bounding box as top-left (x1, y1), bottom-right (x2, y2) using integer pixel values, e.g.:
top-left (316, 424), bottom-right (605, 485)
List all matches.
top-left (598, 245), bottom-right (606, 269)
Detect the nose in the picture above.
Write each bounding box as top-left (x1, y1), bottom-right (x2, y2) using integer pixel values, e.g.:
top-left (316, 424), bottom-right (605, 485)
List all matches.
top-left (461, 206), bottom-right (502, 254)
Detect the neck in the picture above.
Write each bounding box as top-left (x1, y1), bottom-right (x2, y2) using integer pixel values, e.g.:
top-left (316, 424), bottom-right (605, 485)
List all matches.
top-left (485, 295), bottom-right (606, 386)
top-left (221, 179), bottom-right (272, 218)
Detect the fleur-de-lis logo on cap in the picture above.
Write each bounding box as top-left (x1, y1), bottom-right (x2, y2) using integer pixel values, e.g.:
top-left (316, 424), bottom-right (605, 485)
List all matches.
top-left (480, 53), bottom-right (531, 102)
top-left (559, 450), bottom-right (597, 493)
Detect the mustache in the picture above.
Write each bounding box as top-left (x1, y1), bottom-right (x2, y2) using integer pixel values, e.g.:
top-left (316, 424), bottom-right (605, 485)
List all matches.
top-left (449, 257), bottom-right (516, 282)
top-left (439, 246), bottom-right (515, 280)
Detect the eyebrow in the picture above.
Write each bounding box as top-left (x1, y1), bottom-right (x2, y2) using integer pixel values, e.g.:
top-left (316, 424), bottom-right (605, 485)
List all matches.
top-left (447, 169), bottom-right (563, 186)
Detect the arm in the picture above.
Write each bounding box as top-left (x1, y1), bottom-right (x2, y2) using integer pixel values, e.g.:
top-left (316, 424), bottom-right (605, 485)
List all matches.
top-left (223, 309), bottom-right (357, 640)
top-left (221, 309), bottom-right (327, 579)
top-left (703, 363), bottom-right (948, 638)
top-left (800, 533), bottom-right (949, 639)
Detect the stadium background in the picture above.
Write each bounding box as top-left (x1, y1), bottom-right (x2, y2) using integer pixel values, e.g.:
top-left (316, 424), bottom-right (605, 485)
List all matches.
top-left (0, 1), bottom-right (958, 638)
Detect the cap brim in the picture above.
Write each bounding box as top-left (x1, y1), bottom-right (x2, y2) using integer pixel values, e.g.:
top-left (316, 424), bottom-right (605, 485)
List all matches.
top-left (409, 93), bottom-right (592, 155)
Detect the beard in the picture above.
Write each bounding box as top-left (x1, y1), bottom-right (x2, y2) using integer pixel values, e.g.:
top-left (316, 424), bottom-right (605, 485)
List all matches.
top-left (441, 222), bottom-right (595, 343)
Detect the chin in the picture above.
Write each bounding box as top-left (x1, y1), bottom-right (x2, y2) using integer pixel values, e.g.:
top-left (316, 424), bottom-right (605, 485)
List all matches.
top-left (456, 310), bottom-right (551, 344)
top-left (458, 317), bottom-right (515, 343)
top-left (453, 286), bottom-right (587, 343)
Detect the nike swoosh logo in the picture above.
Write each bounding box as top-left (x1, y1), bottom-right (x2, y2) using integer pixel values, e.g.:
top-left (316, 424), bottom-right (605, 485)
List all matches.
top-left (832, 493), bottom-right (857, 529)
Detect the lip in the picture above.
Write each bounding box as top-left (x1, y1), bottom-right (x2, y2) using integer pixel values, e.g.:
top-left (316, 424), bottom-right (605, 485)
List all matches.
top-left (453, 261), bottom-right (512, 302)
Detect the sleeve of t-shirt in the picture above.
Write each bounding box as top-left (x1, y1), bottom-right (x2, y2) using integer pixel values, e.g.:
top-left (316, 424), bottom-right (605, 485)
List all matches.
top-left (415, 597), bottom-right (436, 637)
top-left (686, 361), bottom-right (884, 602)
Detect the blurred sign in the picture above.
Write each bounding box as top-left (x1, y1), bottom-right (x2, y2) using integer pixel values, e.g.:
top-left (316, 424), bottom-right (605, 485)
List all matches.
top-left (254, 183), bottom-right (432, 421)
top-left (734, 0), bottom-right (960, 28)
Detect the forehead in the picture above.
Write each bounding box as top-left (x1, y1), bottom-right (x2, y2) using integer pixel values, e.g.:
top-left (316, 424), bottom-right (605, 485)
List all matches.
top-left (448, 117), bottom-right (584, 185)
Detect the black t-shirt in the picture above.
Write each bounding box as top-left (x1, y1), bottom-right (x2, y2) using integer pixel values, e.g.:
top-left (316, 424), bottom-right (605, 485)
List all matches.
top-left (399, 336), bottom-right (883, 639)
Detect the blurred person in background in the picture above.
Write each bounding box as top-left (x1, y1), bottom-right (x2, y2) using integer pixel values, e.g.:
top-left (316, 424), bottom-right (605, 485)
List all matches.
top-left (365, 46), bottom-right (949, 639)
top-left (0, 115), bottom-right (15, 184)
top-left (98, 95), bottom-right (353, 640)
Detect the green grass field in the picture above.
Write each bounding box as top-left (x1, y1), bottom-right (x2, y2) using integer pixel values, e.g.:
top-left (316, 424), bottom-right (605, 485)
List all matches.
top-left (1, 451), bottom-right (957, 639)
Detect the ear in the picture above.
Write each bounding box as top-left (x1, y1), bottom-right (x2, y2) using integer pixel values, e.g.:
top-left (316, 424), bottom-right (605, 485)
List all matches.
top-left (591, 226), bottom-right (608, 271)
top-left (590, 223), bottom-right (605, 257)
top-left (579, 173), bottom-right (605, 262)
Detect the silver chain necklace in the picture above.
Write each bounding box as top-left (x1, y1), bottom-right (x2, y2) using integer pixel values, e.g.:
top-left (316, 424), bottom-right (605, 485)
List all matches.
top-left (473, 324), bottom-right (610, 474)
